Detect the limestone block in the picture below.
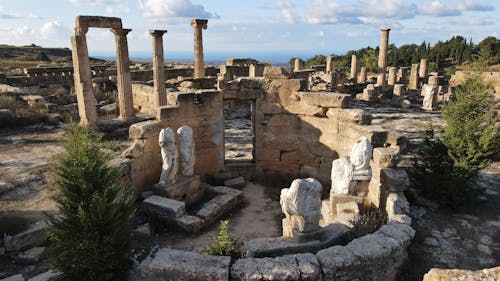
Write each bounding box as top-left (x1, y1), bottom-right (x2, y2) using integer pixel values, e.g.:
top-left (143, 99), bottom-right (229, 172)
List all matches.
top-left (329, 195), bottom-right (364, 216)
top-left (4, 220), bottom-right (49, 252)
top-left (386, 192), bottom-right (410, 218)
top-left (336, 201), bottom-right (359, 216)
top-left (263, 66), bottom-right (291, 79)
top-left (255, 148), bottom-right (280, 161)
top-left (423, 267), bottom-right (500, 281)
top-left (372, 147), bottom-right (400, 168)
top-left (316, 246), bottom-right (360, 279)
top-left (365, 178), bottom-right (384, 208)
top-left (326, 108), bottom-right (372, 125)
top-left (422, 84), bottom-right (437, 110)
top-left (245, 236), bottom-right (323, 258)
top-left (129, 120), bottom-right (162, 139)
top-left (283, 103), bottom-right (324, 116)
top-left (379, 168), bottom-right (409, 192)
top-left (177, 125), bottom-right (195, 177)
top-left (299, 92), bottom-right (351, 108)
top-left (143, 195), bottom-right (185, 218)
top-left (224, 177), bottom-right (245, 188)
top-left (141, 248), bottom-right (230, 281)
top-left (280, 178), bottom-right (322, 234)
top-left (300, 116), bottom-right (339, 134)
top-left (231, 253), bottom-right (321, 281)
top-left (14, 247), bottom-right (45, 265)
top-left (259, 102), bottom-right (282, 114)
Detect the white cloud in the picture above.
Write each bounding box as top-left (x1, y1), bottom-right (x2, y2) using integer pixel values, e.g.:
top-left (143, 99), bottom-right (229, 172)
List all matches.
top-left (69, 0), bottom-right (121, 5)
top-left (420, 0), bottom-right (494, 16)
top-left (105, 4), bottom-right (131, 15)
top-left (138, 0), bottom-right (219, 23)
top-left (312, 30), bottom-right (324, 37)
top-left (264, 0), bottom-right (297, 24)
top-left (0, 21), bottom-right (71, 47)
top-left (307, 0), bottom-right (417, 25)
top-left (0, 5), bottom-right (41, 19)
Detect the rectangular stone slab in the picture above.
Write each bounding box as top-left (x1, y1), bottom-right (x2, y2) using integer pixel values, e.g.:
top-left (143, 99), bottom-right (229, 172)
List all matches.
top-left (144, 195), bottom-right (185, 218)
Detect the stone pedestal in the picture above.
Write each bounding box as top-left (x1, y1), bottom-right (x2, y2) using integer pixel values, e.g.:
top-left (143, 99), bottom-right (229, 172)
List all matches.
top-left (377, 28), bottom-right (390, 86)
top-left (111, 28), bottom-right (134, 118)
top-left (153, 175), bottom-right (202, 207)
top-left (190, 19), bottom-right (208, 79)
top-left (149, 30), bottom-right (168, 107)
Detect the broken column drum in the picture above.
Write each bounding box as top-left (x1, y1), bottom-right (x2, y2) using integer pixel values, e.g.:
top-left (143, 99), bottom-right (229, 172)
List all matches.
top-left (149, 29), bottom-right (168, 107)
top-left (330, 157), bottom-right (354, 195)
top-left (190, 19), bottom-right (208, 79)
top-left (350, 55), bottom-right (358, 80)
top-left (419, 59), bottom-right (429, 78)
top-left (358, 66), bottom-right (367, 83)
top-left (377, 28), bottom-right (390, 86)
top-left (111, 28), bottom-right (135, 118)
top-left (409, 63), bottom-right (419, 90)
top-left (326, 56), bottom-right (334, 74)
top-left (177, 125), bottom-right (195, 177)
top-left (159, 128), bottom-right (179, 185)
top-left (294, 58), bottom-right (303, 72)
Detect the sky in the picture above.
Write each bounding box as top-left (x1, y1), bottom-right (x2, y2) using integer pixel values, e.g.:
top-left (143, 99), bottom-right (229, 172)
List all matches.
top-left (0, 0), bottom-right (499, 62)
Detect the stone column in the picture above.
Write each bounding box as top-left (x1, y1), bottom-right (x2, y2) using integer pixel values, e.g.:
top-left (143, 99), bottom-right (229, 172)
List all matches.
top-left (388, 67), bottom-right (397, 86)
top-left (393, 84), bottom-right (405, 97)
top-left (419, 59), bottom-right (429, 78)
top-left (111, 28), bottom-right (134, 118)
top-left (377, 28), bottom-right (390, 86)
top-left (358, 66), bottom-right (367, 83)
top-left (190, 19), bottom-right (208, 79)
top-left (294, 58), bottom-right (303, 71)
top-left (326, 56), bottom-right (334, 74)
top-left (350, 54), bottom-right (358, 80)
top-left (71, 26), bottom-right (97, 125)
top-left (409, 63), bottom-right (419, 90)
top-left (149, 29), bottom-right (168, 107)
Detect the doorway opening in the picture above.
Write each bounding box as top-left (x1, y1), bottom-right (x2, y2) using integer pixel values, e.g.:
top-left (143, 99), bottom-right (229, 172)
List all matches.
top-left (224, 100), bottom-right (255, 162)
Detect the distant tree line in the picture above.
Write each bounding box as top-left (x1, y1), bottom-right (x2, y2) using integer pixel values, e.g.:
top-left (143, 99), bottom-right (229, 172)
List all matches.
top-left (290, 35), bottom-right (500, 73)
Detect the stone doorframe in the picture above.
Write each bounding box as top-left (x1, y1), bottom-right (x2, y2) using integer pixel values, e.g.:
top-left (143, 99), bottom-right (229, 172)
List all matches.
top-left (71, 16), bottom-right (135, 125)
top-left (223, 96), bottom-right (257, 163)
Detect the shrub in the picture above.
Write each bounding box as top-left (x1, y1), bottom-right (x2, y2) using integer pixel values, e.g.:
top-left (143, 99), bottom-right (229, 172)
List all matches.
top-left (347, 207), bottom-right (387, 241)
top-left (442, 76), bottom-right (498, 179)
top-left (0, 94), bottom-right (48, 127)
top-left (46, 124), bottom-right (135, 281)
top-left (37, 51), bottom-right (50, 61)
top-left (203, 220), bottom-right (243, 260)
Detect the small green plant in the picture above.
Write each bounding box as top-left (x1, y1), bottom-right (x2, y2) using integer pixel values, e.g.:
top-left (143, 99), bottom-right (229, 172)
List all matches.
top-left (37, 51), bottom-right (50, 61)
top-left (203, 220), bottom-right (243, 260)
top-left (45, 123), bottom-right (135, 281)
top-left (347, 207), bottom-right (387, 241)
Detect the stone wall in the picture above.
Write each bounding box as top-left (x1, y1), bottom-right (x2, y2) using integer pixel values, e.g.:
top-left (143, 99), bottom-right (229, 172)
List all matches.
top-left (220, 72), bottom-right (402, 186)
top-left (126, 89), bottom-right (224, 191)
top-left (131, 83), bottom-right (158, 113)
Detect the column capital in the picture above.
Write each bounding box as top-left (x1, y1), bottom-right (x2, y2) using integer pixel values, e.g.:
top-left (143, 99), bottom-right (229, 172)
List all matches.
top-left (190, 19), bottom-right (208, 29)
top-left (111, 28), bottom-right (131, 36)
top-left (380, 27), bottom-right (391, 32)
top-left (149, 29), bottom-right (168, 37)
top-left (75, 26), bottom-right (88, 35)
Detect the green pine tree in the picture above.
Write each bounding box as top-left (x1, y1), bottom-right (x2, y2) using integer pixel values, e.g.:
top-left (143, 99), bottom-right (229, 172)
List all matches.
top-left (46, 124), bottom-right (135, 281)
top-left (442, 76), bottom-right (499, 179)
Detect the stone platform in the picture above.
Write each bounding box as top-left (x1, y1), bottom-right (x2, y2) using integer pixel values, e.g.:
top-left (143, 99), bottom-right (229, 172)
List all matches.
top-left (147, 184), bottom-right (243, 233)
top-left (153, 175), bottom-right (202, 207)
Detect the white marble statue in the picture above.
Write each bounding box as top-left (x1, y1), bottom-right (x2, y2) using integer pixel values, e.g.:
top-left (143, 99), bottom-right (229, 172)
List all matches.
top-left (177, 125), bottom-right (195, 177)
top-left (159, 127), bottom-right (178, 185)
top-left (280, 178), bottom-right (322, 232)
top-left (422, 84), bottom-right (436, 110)
top-left (330, 157), bottom-right (354, 195)
top-left (350, 136), bottom-right (372, 180)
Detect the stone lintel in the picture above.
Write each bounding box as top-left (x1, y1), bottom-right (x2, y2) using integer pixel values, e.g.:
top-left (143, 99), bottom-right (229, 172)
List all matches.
top-left (76, 15), bottom-right (122, 30)
top-left (149, 29), bottom-right (168, 36)
top-left (190, 18), bottom-right (208, 29)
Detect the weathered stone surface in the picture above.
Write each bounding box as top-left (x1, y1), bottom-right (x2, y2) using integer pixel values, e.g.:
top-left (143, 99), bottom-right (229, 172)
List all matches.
top-left (4, 220), bottom-right (49, 252)
top-left (280, 178), bottom-right (322, 234)
top-left (263, 66), bottom-right (290, 79)
top-left (129, 120), bottom-right (162, 139)
top-left (14, 247), bottom-right (45, 265)
top-left (0, 274), bottom-right (24, 281)
top-left (27, 270), bottom-right (60, 281)
top-left (153, 175), bottom-right (201, 206)
top-left (141, 248), bottom-right (230, 281)
top-left (386, 192), bottom-right (410, 218)
top-left (177, 125), bottom-right (196, 177)
top-left (316, 245), bottom-right (360, 278)
top-left (379, 168), bottom-right (410, 192)
top-left (224, 177), bottom-right (245, 188)
top-left (133, 223), bottom-right (151, 238)
top-left (372, 147), bottom-right (400, 168)
top-left (99, 103), bottom-right (118, 115)
top-left (350, 136), bottom-right (372, 181)
top-left (143, 195), bottom-right (185, 218)
top-left (326, 108), bottom-right (372, 124)
top-left (423, 266), bottom-right (500, 281)
top-left (422, 84), bottom-right (437, 110)
top-left (159, 127), bottom-right (179, 185)
top-left (0, 181), bottom-right (15, 194)
top-left (231, 253), bottom-right (321, 281)
top-left (328, 195), bottom-right (364, 216)
top-left (330, 157), bottom-right (353, 195)
top-left (244, 237), bottom-right (322, 258)
top-left (299, 92), bottom-right (351, 108)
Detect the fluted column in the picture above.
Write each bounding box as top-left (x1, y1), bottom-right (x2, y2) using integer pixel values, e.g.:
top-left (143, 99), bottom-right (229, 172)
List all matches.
top-left (190, 19), bottom-right (208, 79)
top-left (71, 26), bottom-right (97, 125)
top-left (377, 28), bottom-right (390, 86)
top-left (111, 28), bottom-right (134, 118)
top-left (149, 29), bottom-right (168, 107)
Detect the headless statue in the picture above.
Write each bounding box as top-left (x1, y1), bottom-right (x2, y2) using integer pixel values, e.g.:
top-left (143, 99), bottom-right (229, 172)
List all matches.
top-left (159, 127), bottom-right (178, 185)
top-left (177, 125), bottom-right (195, 177)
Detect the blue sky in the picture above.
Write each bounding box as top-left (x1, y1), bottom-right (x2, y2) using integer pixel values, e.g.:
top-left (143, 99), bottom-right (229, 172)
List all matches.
top-left (0, 0), bottom-right (499, 61)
